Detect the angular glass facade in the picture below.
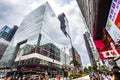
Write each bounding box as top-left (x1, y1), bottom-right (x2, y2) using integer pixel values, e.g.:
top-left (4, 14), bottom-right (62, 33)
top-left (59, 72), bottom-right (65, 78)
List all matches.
top-left (0, 26), bottom-right (11, 40)
top-left (0, 2), bottom-right (69, 69)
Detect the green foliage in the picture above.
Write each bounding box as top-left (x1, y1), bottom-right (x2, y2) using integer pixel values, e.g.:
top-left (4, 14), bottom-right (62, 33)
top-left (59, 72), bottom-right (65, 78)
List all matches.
top-left (81, 73), bottom-right (87, 76)
top-left (88, 66), bottom-right (94, 71)
top-left (71, 73), bottom-right (81, 79)
top-left (84, 67), bottom-right (89, 73)
top-left (71, 73), bottom-right (87, 79)
top-left (70, 59), bottom-right (81, 67)
top-left (99, 65), bottom-right (106, 71)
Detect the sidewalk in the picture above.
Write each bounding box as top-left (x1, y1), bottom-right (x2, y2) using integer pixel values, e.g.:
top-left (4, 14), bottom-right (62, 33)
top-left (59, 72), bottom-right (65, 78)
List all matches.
top-left (49, 75), bottom-right (90, 80)
top-left (73, 75), bottom-right (90, 80)
top-left (49, 77), bottom-right (68, 80)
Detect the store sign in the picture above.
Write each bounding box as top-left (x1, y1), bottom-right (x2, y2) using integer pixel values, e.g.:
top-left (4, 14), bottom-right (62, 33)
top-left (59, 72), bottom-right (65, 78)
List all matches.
top-left (105, 0), bottom-right (120, 43)
top-left (102, 49), bottom-right (119, 58)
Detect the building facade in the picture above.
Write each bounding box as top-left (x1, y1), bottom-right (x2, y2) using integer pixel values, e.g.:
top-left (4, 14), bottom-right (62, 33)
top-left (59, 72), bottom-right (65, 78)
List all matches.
top-left (76, 0), bottom-right (112, 40)
top-left (0, 25), bottom-right (18, 60)
top-left (77, 0), bottom-right (120, 69)
top-left (76, 0), bottom-right (98, 36)
top-left (69, 47), bottom-right (82, 64)
top-left (69, 47), bottom-right (82, 72)
top-left (0, 2), bottom-right (73, 75)
top-left (83, 32), bottom-right (99, 68)
top-left (0, 38), bottom-right (9, 59)
top-left (0, 26), bottom-right (11, 40)
top-left (6, 25), bottom-right (18, 41)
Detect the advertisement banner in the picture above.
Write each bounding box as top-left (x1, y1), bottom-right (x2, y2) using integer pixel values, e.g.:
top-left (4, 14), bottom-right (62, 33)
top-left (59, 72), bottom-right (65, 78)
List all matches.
top-left (105, 0), bottom-right (120, 43)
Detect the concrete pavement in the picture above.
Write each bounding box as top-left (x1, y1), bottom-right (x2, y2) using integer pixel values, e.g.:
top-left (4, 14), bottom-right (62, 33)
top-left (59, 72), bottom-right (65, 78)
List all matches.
top-left (49, 75), bottom-right (90, 80)
top-left (73, 75), bottom-right (90, 80)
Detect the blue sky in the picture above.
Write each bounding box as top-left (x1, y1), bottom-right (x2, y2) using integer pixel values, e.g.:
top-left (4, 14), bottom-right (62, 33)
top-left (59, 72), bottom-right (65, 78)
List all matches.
top-left (0, 0), bottom-right (90, 67)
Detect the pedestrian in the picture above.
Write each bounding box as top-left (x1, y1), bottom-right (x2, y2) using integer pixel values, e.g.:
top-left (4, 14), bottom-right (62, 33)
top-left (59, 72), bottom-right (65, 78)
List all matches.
top-left (104, 72), bottom-right (111, 80)
top-left (112, 66), bottom-right (120, 72)
top-left (39, 74), bottom-right (43, 80)
top-left (68, 70), bottom-right (72, 80)
top-left (89, 72), bottom-right (93, 80)
top-left (110, 71), bottom-right (120, 80)
top-left (6, 76), bottom-right (12, 80)
top-left (56, 74), bottom-right (60, 80)
top-left (45, 75), bottom-right (49, 80)
top-left (98, 71), bottom-right (104, 80)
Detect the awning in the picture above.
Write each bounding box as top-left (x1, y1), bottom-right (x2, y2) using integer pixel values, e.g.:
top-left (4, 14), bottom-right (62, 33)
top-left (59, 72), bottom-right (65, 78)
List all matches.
top-left (94, 40), bottom-right (106, 60)
top-left (94, 40), bottom-right (105, 49)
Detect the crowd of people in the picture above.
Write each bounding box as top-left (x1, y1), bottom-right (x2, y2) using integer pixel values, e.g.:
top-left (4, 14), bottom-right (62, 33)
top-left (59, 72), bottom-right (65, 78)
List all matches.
top-left (0, 73), bottom-right (61, 80)
top-left (89, 66), bottom-right (120, 80)
top-left (0, 66), bottom-right (120, 80)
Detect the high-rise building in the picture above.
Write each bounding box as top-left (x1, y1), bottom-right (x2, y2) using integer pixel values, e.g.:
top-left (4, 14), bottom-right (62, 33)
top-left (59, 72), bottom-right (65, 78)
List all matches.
top-left (0, 26), bottom-right (11, 40)
top-left (0, 25), bottom-right (17, 60)
top-left (0, 25), bottom-right (18, 41)
top-left (76, 0), bottom-right (112, 39)
top-left (69, 47), bottom-right (82, 72)
top-left (0, 2), bottom-right (71, 74)
top-left (83, 32), bottom-right (98, 68)
top-left (0, 38), bottom-right (9, 59)
top-left (69, 47), bottom-right (82, 65)
top-left (6, 25), bottom-right (18, 41)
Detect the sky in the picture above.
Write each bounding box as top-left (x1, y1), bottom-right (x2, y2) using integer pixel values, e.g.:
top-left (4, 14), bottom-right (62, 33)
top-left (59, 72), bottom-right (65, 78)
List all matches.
top-left (0, 0), bottom-right (90, 67)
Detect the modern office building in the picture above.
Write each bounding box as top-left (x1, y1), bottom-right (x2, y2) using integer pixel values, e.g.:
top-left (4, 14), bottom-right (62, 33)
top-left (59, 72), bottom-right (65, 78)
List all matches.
top-left (69, 47), bottom-right (82, 64)
top-left (0, 25), bottom-right (17, 60)
top-left (0, 25), bottom-right (18, 41)
top-left (0, 26), bottom-right (11, 40)
top-left (74, 49), bottom-right (82, 65)
top-left (69, 47), bottom-right (82, 72)
top-left (6, 25), bottom-right (18, 41)
top-left (0, 2), bottom-right (72, 75)
top-left (0, 38), bottom-right (9, 59)
top-left (83, 32), bottom-right (99, 68)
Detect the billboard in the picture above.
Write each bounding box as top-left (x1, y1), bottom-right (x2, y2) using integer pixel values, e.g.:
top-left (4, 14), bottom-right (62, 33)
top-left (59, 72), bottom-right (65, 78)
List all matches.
top-left (105, 0), bottom-right (120, 43)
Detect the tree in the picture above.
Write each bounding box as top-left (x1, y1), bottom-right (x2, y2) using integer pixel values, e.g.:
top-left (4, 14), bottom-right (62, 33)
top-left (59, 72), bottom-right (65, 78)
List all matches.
top-left (84, 67), bottom-right (88, 73)
top-left (70, 59), bottom-right (82, 73)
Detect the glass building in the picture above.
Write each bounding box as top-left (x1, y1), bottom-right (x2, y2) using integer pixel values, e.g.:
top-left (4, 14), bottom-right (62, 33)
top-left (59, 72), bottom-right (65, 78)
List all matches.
top-left (6, 25), bottom-right (18, 41)
top-left (0, 26), bottom-right (11, 40)
top-left (0, 38), bottom-right (9, 59)
top-left (0, 2), bottom-right (71, 73)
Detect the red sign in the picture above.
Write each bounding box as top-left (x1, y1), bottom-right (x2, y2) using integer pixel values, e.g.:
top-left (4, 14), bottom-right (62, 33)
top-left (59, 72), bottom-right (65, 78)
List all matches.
top-left (102, 49), bottom-right (119, 58)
